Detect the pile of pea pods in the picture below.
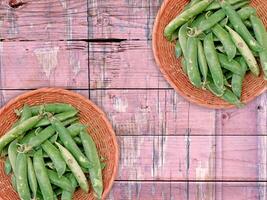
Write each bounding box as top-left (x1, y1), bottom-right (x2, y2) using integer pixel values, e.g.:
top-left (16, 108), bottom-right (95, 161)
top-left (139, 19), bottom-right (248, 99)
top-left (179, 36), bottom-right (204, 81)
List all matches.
top-left (164, 0), bottom-right (267, 107)
top-left (0, 103), bottom-right (104, 200)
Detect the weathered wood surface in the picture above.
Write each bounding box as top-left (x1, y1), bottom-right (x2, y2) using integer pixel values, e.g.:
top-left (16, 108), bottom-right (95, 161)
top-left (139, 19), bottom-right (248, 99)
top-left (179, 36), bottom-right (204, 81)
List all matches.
top-left (0, 0), bottom-right (266, 199)
top-left (108, 182), bottom-right (263, 200)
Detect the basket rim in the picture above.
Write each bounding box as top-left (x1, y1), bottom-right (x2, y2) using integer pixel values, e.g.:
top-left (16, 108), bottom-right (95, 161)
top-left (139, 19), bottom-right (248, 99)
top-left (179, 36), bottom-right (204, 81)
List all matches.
top-left (0, 87), bottom-right (119, 200)
top-left (152, 0), bottom-right (267, 109)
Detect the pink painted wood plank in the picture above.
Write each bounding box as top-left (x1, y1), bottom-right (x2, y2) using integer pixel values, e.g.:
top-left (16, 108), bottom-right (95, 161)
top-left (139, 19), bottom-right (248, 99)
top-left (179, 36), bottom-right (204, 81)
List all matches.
top-left (116, 135), bottom-right (264, 181)
top-left (90, 89), bottom-right (216, 136)
top-left (0, 0), bottom-right (87, 40)
top-left (0, 41), bottom-right (88, 89)
top-left (218, 100), bottom-right (259, 135)
top-left (108, 182), bottom-right (263, 200)
top-left (89, 40), bottom-right (169, 89)
top-left (108, 182), bottom-right (187, 200)
top-left (257, 93), bottom-right (267, 200)
top-left (88, 0), bottom-right (161, 40)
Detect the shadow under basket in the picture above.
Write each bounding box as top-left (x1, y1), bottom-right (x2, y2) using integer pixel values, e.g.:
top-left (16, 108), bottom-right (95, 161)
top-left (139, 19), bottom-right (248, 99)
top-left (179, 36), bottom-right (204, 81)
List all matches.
top-left (153, 0), bottom-right (267, 109)
top-left (0, 88), bottom-right (119, 200)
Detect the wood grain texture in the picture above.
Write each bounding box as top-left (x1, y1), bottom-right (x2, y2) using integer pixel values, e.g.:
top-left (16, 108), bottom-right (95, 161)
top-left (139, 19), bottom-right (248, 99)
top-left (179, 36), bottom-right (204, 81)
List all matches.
top-left (0, 41), bottom-right (88, 89)
top-left (107, 182), bottom-right (264, 200)
top-left (0, 0), bottom-right (87, 40)
top-left (89, 40), bottom-right (169, 89)
top-left (0, 0), bottom-right (266, 198)
top-left (88, 0), bottom-right (162, 40)
top-left (90, 89), bottom-right (264, 136)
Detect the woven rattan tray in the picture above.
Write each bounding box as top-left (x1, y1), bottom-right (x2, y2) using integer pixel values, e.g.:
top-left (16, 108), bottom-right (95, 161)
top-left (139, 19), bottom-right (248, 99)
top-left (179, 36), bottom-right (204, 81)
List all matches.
top-left (0, 88), bottom-right (118, 200)
top-left (153, 0), bottom-right (267, 108)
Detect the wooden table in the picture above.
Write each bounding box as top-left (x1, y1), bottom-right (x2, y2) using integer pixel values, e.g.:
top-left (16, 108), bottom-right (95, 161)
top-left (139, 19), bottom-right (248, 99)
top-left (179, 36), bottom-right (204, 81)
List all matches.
top-left (0, 0), bottom-right (266, 199)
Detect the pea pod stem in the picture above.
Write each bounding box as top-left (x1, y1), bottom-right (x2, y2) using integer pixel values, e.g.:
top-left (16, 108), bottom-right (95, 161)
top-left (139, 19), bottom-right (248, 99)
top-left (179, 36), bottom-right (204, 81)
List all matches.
top-left (35, 110), bottom-right (78, 127)
top-left (164, 0), bottom-right (214, 40)
top-left (0, 115), bottom-right (42, 153)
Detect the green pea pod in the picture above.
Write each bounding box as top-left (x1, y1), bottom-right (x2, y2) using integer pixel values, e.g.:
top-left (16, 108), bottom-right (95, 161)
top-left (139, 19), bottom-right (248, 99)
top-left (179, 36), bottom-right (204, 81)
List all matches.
top-left (49, 133), bottom-right (58, 143)
top-left (237, 6), bottom-right (256, 21)
top-left (190, 13), bottom-right (206, 28)
top-left (0, 115), bottom-right (42, 153)
top-left (41, 140), bottom-right (66, 177)
top-left (206, 0), bottom-right (244, 11)
top-left (221, 1), bottom-right (262, 52)
top-left (250, 15), bottom-right (267, 80)
top-left (46, 169), bottom-right (73, 192)
top-left (232, 1), bottom-right (249, 10)
top-left (175, 40), bottom-right (182, 58)
top-left (67, 123), bottom-right (86, 137)
top-left (18, 104), bottom-right (32, 125)
top-left (217, 53), bottom-right (243, 75)
top-left (20, 129), bottom-right (39, 144)
top-left (181, 57), bottom-right (187, 75)
top-left (56, 142), bottom-right (89, 193)
top-left (164, 0), bottom-right (213, 40)
top-left (16, 153), bottom-right (31, 200)
top-left (33, 150), bottom-right (54, 200)
top-left (212, 24), bottom-right (236, 60)
top-left (26, 126), bottom-right (56, 151)
top-left (30, 103), bottom-right (76, 115)
top-left (231, 57), bottom-right (248, 98)
top-left (179, 23), bottom-right (189, 56)
top-left (35, 110), bottom-right (78, 127)
top-left (4, 158), bottom-right (12, 175)
top-left (194, 9), bottom-right (226, 36)
top-left (8, 139), bottom-right (18, 173)
top-left (80, 130), bottom-right (103, 199)
top-left (61, 174), bottom-right (78, 200)
top-left (27, 156), bottom-right (38, 199)
top-left (186, 37), bottom-right (202, 88)
top-left (207, 79), bottom-right (244, 107)
top-left (184, 0), bottom-right (202, 11)
top-left (226, 26), bottom-right (260, 76)
top-left (197, 40), bottom-right (208, 83)
top-left (61, 117), bottom-right (78, 127)
top-left (11, 174), bottom-right (17, 192)
top-left (204, 33), bottom-right (225, 93)
top-left (51, 119), bottom-right (90, 169)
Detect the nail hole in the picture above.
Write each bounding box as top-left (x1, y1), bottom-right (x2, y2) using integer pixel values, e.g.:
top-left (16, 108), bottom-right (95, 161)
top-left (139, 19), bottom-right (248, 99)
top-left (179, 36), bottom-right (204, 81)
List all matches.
top-left (9, 0), bottom-right (27, 9)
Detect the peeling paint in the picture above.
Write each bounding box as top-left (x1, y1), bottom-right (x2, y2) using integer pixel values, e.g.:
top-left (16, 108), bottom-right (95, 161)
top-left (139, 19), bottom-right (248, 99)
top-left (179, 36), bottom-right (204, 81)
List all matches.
top-left (113, 96), bottom-right (128, 112)
top-left (59, 0), bottom-right (67, 9)
top-left (34, 46), bottom-right (59, 78)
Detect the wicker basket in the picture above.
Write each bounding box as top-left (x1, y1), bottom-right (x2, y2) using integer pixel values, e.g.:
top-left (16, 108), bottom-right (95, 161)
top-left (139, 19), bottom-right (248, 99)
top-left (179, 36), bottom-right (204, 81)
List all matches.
top-left (153, 0), bottom-right (267, 109)
top-left (0, 88), bottom-right (118, 200)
